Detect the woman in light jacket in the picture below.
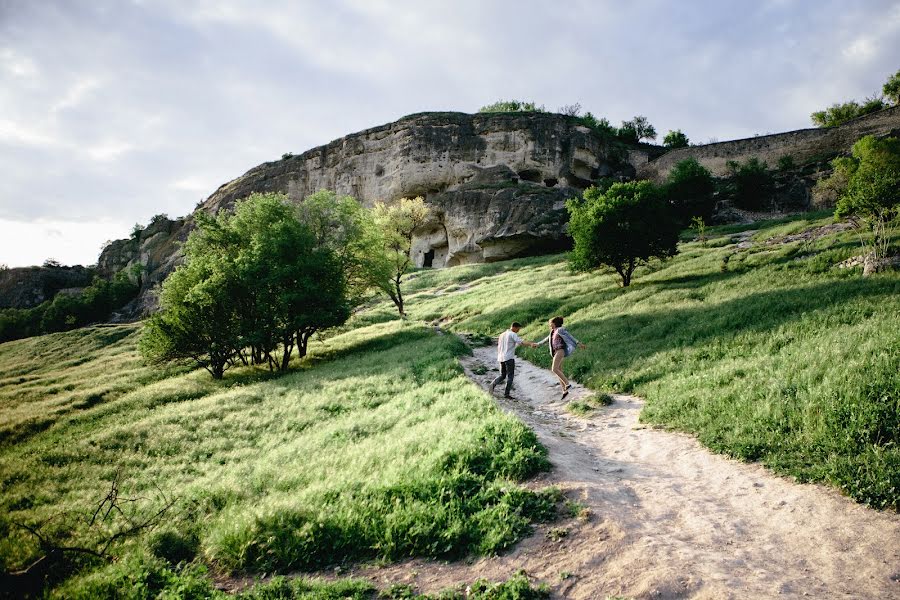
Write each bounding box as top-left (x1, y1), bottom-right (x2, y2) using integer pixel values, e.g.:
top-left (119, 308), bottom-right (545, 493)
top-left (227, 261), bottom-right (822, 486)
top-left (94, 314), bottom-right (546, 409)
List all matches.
top-left (535, 315), bottom-right (586, 399)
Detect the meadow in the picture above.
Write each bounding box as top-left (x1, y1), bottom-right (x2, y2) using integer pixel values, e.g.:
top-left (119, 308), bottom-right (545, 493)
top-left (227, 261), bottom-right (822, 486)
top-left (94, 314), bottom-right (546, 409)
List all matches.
top-left (0, 322), bottom-right (556, 597)
top-left (393, 211), bottom-right (899, 509)
top-left (1, 210), bottom-right (897, 597)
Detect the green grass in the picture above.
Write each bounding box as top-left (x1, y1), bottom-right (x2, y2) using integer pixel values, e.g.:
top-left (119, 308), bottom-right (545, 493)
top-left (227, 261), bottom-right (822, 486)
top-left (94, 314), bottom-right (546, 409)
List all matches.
top-left (393, 213), bottom-right (900, 509)
top-left (0, 321), bottom-right (557, 595)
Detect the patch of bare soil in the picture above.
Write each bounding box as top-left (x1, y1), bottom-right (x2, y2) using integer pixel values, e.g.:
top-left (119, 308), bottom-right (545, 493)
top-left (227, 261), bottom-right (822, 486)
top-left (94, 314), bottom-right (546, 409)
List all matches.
top-left (349, 347), bottom-right (900, 599)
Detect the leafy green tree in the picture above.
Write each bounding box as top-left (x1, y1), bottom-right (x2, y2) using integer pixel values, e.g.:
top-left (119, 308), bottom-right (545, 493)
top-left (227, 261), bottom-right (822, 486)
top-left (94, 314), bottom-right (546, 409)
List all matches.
top-left (811, 97), bottom-right (885, 127)
top-left (567, 181), bottom-right (679, 286)
top-left (140, 254), bottom-right (243, 379)
top-left (663, 129), bottom-right (690, 148)
top-left (725, 158), bottom-right (775, 210)
top-left (835, 135), bottom-right (900, 270)
top-left (141, 193), bottom-right (353, 377)
top-left (663, 158), bottom-right (716, 223)
top-left (371, 197), bottom-right (431, 315)
top-left (478, 100), bottom-right (546, 113)
top-left (617, 116), bottom-right (657, 143)
top-left (884, 69), bottom-right (900, 105)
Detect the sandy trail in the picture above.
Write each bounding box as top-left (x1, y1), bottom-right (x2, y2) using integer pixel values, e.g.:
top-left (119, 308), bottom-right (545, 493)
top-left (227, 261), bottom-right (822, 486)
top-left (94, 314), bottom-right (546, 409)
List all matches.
top-left (354, 346), bottom-right (900, 599)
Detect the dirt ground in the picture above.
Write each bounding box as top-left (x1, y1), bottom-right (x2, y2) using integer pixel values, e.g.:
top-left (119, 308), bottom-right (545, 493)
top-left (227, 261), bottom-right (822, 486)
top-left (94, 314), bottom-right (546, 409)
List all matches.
top-left (345, 346), bottom-right (900, 599)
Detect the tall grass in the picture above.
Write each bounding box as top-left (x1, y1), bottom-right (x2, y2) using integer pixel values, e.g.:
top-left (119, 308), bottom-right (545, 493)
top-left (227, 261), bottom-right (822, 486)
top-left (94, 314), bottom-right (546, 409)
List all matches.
top-left (396, 213), bottom-right (899, 509)
top-left (0, 321), bottom-right (555, 595)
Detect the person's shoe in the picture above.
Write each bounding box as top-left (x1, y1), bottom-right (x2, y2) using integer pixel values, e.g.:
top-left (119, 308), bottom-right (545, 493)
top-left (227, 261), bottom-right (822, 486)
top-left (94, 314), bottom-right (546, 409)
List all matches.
top-left (504, 394), bottom-right (516, 400)
top-left (561, 390), bottom-right (569, 400)
top-left (489, 382), bottom-right (497, 395)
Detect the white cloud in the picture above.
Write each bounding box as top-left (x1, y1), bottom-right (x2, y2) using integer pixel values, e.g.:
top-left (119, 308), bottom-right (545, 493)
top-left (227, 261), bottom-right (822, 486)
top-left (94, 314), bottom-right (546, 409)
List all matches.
top-left (0, 218), bottom-right (131, 267)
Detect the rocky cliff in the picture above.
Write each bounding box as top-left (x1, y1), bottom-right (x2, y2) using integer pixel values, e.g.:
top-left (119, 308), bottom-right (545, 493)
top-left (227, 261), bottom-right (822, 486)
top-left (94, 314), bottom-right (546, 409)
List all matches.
top-left (98, 112), bottom-right (646, 314)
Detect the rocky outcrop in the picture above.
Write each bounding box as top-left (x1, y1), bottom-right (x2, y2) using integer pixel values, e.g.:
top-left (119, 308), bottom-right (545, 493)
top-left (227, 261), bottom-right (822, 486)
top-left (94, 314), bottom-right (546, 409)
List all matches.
top-left (200, 111), bottom-right (643, 267)
top-left (98, 112), bottom-right (644, 314)
top-left (0, 265), bottom-right (95, 309)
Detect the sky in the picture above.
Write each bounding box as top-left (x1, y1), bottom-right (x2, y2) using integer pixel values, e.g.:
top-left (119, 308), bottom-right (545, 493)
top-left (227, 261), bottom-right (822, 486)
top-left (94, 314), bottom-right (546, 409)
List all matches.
top-left (1, 0), bottom-right (898, 267)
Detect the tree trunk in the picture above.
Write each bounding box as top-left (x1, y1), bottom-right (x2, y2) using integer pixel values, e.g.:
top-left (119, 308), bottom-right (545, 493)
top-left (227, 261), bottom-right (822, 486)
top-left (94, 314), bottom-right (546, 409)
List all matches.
top-left (393, 274), bottom-right (405, 316)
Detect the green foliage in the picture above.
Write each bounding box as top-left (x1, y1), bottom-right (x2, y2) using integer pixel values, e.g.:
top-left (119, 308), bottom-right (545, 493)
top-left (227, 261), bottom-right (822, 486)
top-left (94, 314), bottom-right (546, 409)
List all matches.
top-left (370, 197), bottom-right (431, 315)
top-left (884, 69), bottom-right (900, 105)
top-left (812, 156), bottom-right (857, 208)
top-left (478, 100), bottom-right (546, 113)
top-left (663, 129), bottom-right (689, 148)
top-left (140, 192), bottom-right (354, 377)
top-left (663, 158), bottom-right (716, 223)
top-left (811, 97), bottom-right (885, 127)
top-left (577, 112), bottom-right (617, 136)
top-left (0, 273), bottom-right (138, 343)
top-left (617, 116), bottom-right (656, 143)
top-left (725, 158), bottom-right (775, 210)
top-left (567, 181), bottom-right (679, 286)
top-left (834, 135), bottom-right (900, 262)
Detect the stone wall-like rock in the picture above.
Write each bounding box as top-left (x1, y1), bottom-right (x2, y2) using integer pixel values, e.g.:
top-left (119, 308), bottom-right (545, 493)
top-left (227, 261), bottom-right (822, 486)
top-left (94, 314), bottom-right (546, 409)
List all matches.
top-left (0, 265), bottom-right (95, 309)
top-left (638, 105), bottom-right (900, 182)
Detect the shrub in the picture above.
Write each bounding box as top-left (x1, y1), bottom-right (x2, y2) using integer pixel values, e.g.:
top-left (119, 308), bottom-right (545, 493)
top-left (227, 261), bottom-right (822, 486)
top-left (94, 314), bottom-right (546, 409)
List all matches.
top-left (812, 156), bottom-right (856, 208)
top-left (567, 181), bottom-right (680, 286)
top-left (884, 69), bottom-right (900, 105)
top-left (811, 97), bottom-right (885, 127)
top-left (834, 135), bottom-right (900, 268)
top-left (777, 155), bottom-right (795, 171)
top-left (663, 158), bottom-right (716, 223)
top-left (725, 158), bottom-right (775, 210)
top-left (478, 100), bottom-right (546, 113)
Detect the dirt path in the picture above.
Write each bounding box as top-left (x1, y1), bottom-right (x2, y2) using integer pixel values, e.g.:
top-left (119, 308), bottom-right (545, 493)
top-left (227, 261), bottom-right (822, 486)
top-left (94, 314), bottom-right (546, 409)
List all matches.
top-left (354, 346), bottom-right (900, 599)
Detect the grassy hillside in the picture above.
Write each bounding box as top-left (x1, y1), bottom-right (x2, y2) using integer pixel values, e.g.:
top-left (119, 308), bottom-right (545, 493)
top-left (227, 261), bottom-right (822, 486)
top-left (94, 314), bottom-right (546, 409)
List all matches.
top-left (1, 210), bottom-right (897, 596)
top-left (0, 322), bottom-right (556, 596)
top-left (390, 211), bottom-right (899, 509)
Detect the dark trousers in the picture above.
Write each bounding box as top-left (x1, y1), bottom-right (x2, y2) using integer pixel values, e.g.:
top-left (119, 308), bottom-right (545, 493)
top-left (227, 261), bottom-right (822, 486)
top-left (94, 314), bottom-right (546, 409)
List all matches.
top-left (491, 359), bottom-right (515, 396)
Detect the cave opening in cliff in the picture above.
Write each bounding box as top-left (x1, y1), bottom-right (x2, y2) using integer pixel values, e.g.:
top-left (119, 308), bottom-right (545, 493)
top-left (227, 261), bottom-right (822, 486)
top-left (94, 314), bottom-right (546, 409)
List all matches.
top-left (518, 169), bottom-right (542, 183)
top-left (544, 177), bottom-right (558, 187)
top-left (423, 249), bottom-right (435, 268)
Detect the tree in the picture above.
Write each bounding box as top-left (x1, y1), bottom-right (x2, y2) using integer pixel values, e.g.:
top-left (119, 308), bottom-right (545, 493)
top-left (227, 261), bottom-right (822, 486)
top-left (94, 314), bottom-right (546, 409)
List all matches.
top-left (578, 112), bottom-right (616, 136)
top-left (884, 69), bottom-right (900, 105)
top-left (663, 129), bottom-right (690, 148)
top-left (812, 156), bottom-right (856, 208)
top-left (567, 181), bottom-right (680, 286)
top-left (140, 193), bottom-right (353, 378)
top-left (618, 116), bottom-right (657, 143)
top-left (371, 197), bottom-right (431, 315)
top-left (835, 135), bottom-right (900, 272)
top-left (725, 158), bottom-right (775, 210)
top-left (478, 100), bottom-right (546, 113)
top-left (663, 158), bottom-right (716, 223)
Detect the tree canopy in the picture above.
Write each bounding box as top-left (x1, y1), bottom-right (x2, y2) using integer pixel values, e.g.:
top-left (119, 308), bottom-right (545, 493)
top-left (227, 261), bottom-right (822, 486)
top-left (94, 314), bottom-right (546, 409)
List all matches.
top-left (663, 129), bottom-right (690, 148)
top-left (140, 192), bottom-right (355, 378)
top-left (663, 158), bottom-right (716, 224)
top-left (370, 197), bottom-right (431, 315)
top-left (567, 181), bottom-right (679, 286)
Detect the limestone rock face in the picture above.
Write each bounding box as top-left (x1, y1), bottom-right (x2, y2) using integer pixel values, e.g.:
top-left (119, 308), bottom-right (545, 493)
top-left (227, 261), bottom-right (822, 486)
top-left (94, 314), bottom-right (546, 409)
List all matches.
top-left (200, 112), bottom-right (640, 266)
top-left (98, 112), bottom-right (642, 316)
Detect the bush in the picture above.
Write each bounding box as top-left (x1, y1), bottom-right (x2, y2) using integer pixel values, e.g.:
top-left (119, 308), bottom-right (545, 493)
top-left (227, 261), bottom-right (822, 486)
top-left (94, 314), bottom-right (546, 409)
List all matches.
top-left (663, 158), bottom-right (716, 223)
top-left (478, 100), bottom-right (546, 113)
top-left (811, 97), bottom-right (885, 127)
top-left (725, 158), bottom-right (775, 210)
top-left (834, 135), bottom-right (900, 266)
top-left (884, 69), bottom-right (900, 105)
top-left (812, 156), bottom-right (856, 208)
top-left (567, 181), bottom-right (680, 286)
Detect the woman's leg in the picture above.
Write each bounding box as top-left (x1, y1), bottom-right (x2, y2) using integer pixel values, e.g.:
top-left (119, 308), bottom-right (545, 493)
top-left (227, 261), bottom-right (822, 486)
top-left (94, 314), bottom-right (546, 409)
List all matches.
top-left (551, 349), bottom-right (569, 389)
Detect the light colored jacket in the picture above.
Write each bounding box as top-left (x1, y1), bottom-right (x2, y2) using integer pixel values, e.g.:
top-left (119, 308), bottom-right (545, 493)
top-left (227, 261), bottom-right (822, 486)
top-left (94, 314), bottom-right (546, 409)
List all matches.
top-left (536, 326), bottom-right (580, 356)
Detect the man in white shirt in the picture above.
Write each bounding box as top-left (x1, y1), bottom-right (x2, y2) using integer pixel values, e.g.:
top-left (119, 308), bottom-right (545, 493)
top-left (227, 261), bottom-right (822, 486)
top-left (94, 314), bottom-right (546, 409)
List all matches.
top-left (489, 322), bottom-right (537, 399)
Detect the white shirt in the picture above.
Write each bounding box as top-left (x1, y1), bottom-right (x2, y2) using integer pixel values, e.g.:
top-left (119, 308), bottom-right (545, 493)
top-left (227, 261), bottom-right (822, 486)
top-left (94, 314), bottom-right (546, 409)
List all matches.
top-left (497, 330), bottom-right (523, 362)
